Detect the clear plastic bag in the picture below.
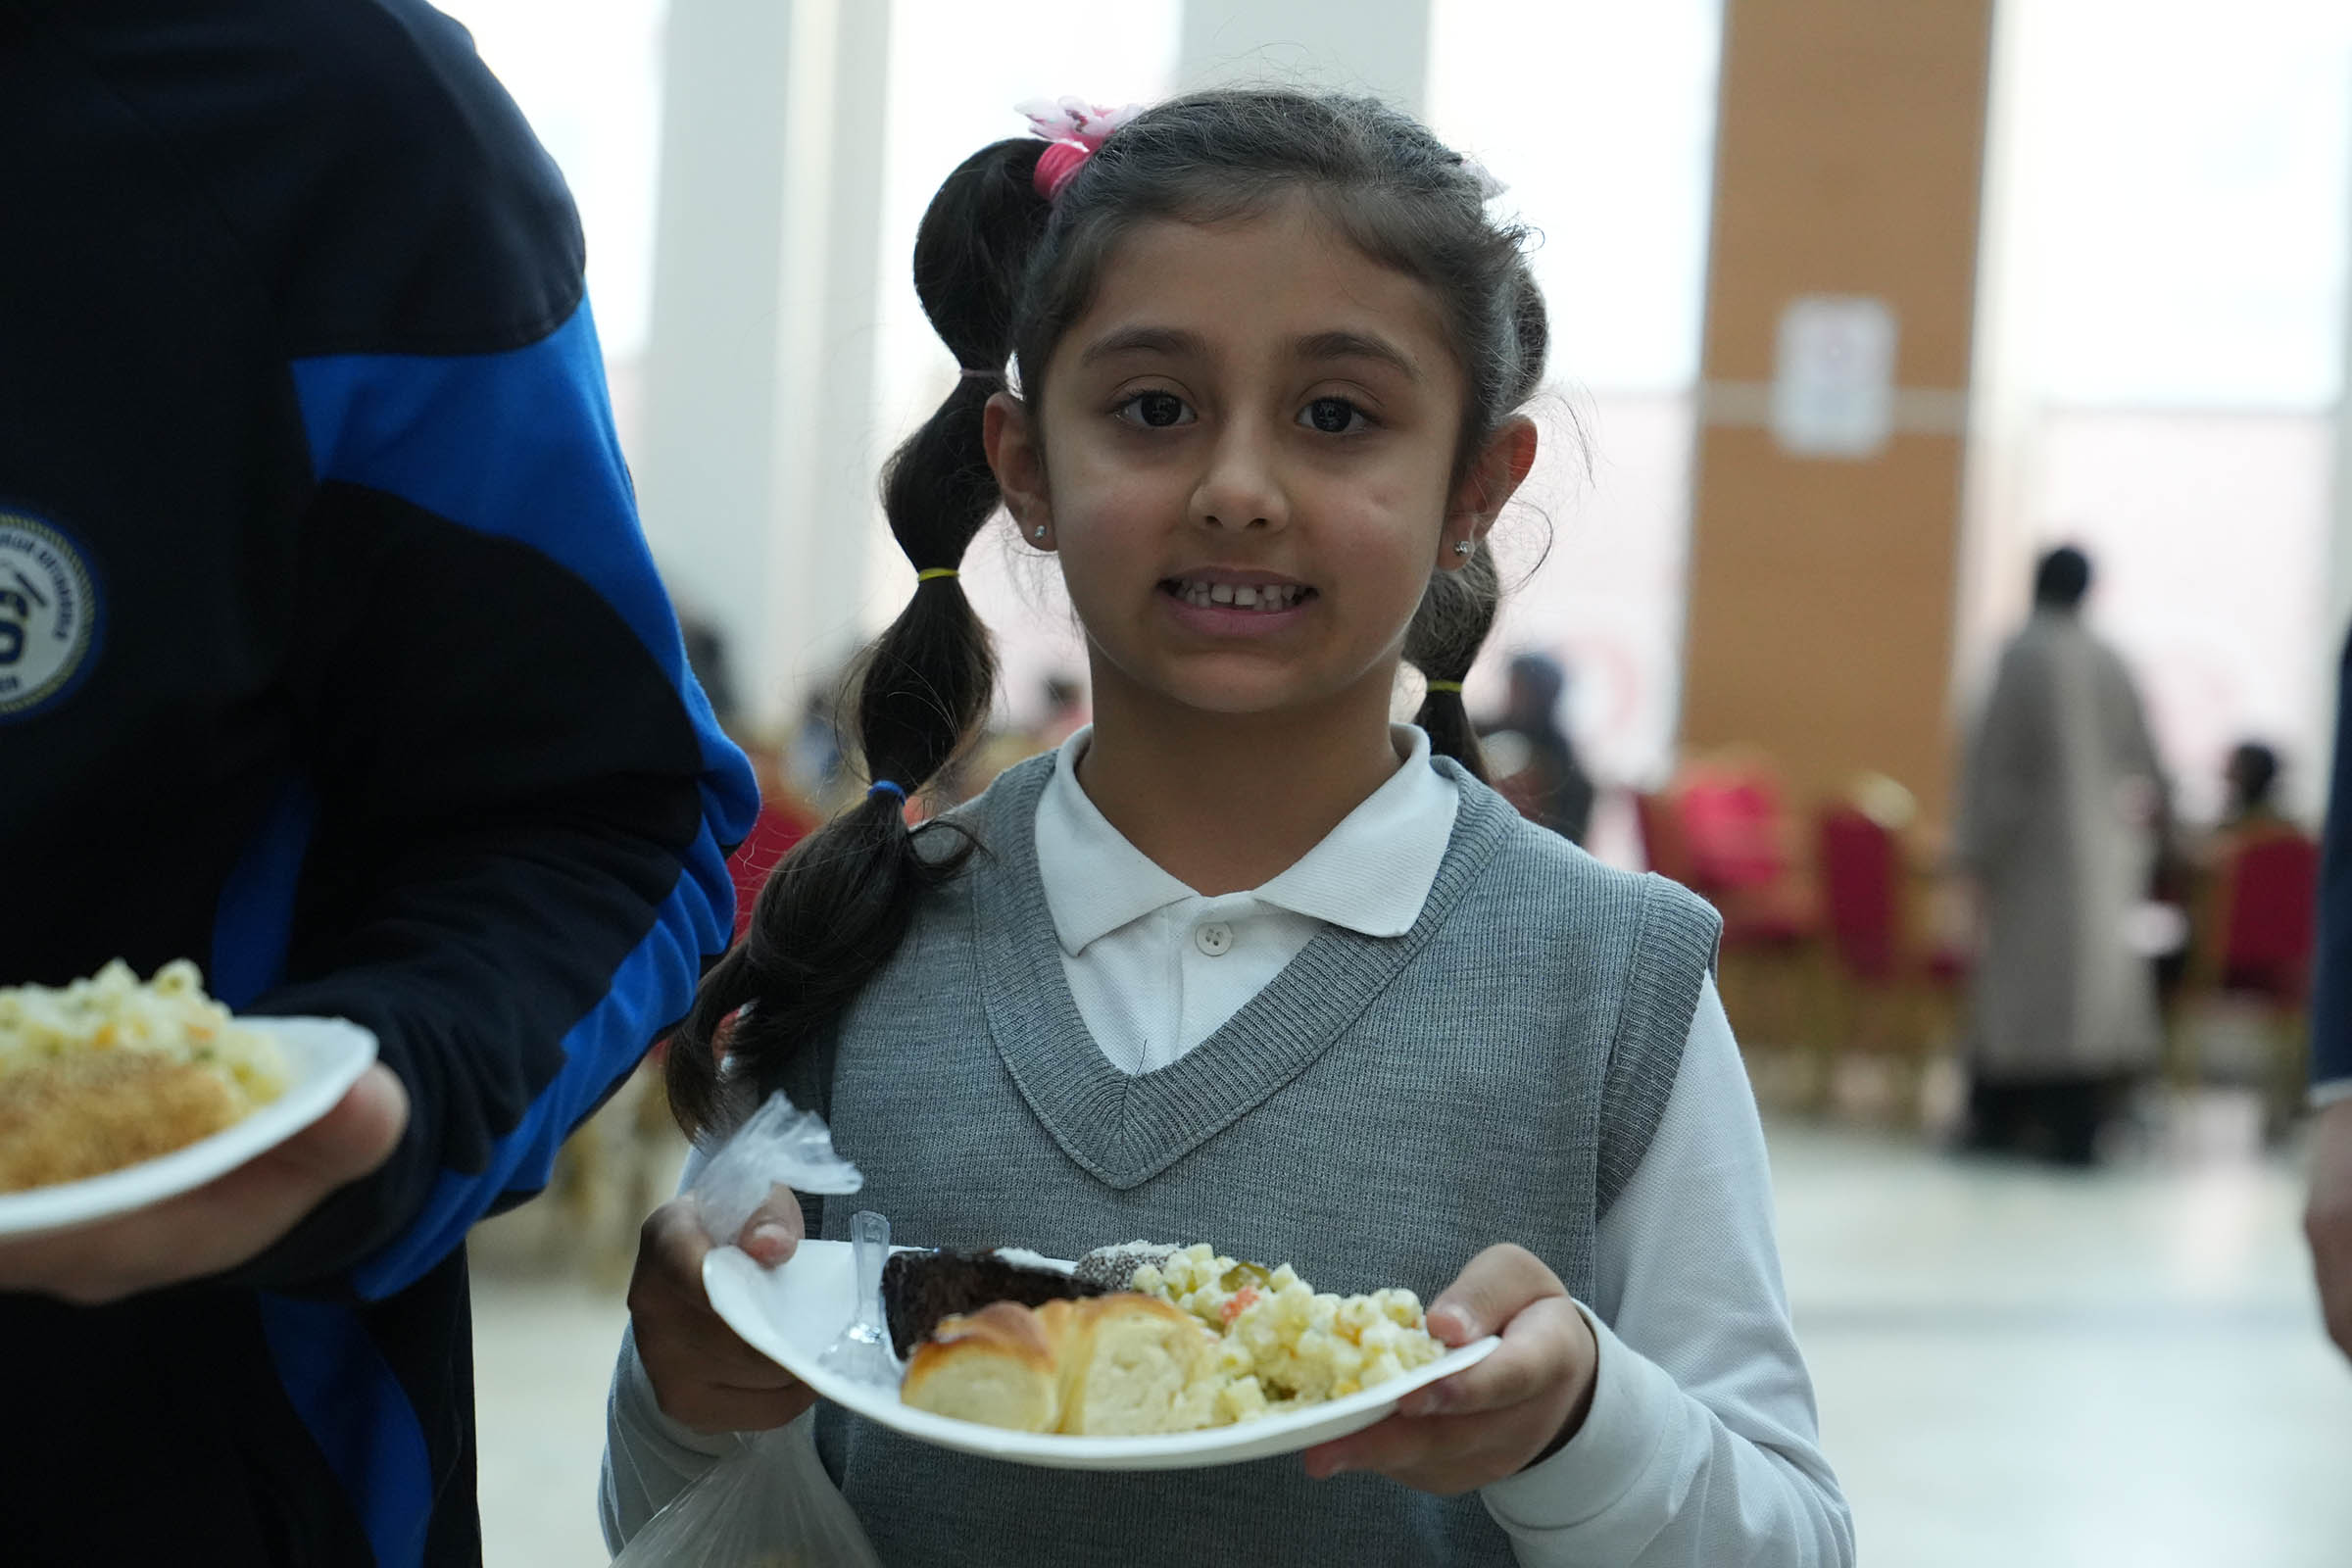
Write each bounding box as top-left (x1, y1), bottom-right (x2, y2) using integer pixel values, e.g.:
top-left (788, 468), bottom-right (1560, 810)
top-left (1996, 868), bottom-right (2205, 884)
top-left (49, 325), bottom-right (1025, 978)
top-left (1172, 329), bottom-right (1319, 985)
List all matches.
top-left (609, 1412), bottom-right (882, 1568)
top-left (609, 1093), bottom-right (882, 1565)
top-left (690, 1088), bottom-right (866, 1243)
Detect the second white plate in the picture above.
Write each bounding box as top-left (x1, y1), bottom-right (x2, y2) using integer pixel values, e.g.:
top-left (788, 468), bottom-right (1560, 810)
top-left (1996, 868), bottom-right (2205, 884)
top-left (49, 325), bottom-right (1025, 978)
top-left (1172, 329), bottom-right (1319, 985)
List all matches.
top-left (704, 1239), bottom-right (1498, 1471)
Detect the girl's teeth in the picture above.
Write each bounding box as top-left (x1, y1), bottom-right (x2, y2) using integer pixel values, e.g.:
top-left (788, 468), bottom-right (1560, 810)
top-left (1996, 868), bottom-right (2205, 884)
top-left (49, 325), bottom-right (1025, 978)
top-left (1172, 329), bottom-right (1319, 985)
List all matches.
top-left (1173, 581), bottom-right (1301, 611)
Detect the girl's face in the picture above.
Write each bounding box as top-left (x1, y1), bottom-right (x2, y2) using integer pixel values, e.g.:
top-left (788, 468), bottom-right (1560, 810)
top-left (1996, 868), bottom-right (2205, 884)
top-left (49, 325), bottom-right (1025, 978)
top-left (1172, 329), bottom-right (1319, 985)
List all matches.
top-left (987, 199), bottom-right (1533, 728)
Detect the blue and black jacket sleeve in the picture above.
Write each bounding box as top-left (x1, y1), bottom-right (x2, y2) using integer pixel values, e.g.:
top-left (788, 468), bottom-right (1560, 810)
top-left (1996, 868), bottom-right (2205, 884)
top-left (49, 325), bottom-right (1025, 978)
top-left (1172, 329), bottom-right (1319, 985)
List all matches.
top-left (144, 0), bottom-right (760, 1298)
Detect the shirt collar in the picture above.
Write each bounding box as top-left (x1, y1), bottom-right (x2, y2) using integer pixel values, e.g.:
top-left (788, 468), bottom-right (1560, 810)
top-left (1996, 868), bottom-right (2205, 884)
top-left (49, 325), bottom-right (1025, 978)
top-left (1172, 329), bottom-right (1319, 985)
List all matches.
top-left (1033, 723), bottom-right (1460, 955)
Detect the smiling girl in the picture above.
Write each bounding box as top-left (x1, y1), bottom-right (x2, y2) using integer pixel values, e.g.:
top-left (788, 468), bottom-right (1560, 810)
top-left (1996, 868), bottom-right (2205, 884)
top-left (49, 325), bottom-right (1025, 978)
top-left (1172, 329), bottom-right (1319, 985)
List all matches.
top-left (603, 90), bottom-right (1853, 1566)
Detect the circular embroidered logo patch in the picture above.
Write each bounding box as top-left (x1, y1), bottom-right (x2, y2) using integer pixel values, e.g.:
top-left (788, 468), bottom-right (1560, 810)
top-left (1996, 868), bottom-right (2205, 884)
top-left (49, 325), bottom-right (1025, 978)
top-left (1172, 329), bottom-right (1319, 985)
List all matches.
top-left (0, 511), bottom-right (100, 719)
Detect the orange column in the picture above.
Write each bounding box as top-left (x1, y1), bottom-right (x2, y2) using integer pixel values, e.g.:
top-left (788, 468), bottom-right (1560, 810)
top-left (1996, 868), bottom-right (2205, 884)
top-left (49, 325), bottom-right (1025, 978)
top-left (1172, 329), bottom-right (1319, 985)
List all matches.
top-left (1681, 0), bottom-right (1994, 826)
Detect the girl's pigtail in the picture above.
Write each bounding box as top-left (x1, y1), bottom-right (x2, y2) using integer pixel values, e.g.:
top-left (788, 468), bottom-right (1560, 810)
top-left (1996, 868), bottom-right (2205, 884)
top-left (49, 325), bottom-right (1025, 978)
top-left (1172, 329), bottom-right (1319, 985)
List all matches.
top-left (666, 140), bottom-right (1052, 1137)
top-left (1406, 539), bottom-right (1501, 784)
top-left (1404, 257), bottom-right (1544, 787)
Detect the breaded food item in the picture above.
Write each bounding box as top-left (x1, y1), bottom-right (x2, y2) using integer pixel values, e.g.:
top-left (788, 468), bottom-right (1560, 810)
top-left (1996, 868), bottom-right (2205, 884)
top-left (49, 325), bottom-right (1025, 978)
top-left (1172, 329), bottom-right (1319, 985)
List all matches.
top-left (900, 1299), bottom-right (1061, 1432)
top-left (1047, 1294), bottom-right (1218, 1436)
top-left (0, 1050), bottom-right (244, 1191)
top-left (900, 1294), bottom-right (1218, 1436)
top-left (0, 959), bottom-right (287, 1193)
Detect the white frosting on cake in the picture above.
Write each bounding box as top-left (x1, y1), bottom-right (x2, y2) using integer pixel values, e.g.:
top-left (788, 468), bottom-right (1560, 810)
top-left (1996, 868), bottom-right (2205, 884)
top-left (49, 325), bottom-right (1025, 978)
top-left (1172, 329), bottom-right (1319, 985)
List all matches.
top-left (987, 1247), bottom-right (1075, 1276)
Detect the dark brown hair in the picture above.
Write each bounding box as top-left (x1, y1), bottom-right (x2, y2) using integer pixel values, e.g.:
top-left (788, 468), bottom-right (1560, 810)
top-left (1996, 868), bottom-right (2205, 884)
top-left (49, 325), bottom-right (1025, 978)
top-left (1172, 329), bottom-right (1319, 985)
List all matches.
top-left (666, 89), bottom-right (1548, 1134)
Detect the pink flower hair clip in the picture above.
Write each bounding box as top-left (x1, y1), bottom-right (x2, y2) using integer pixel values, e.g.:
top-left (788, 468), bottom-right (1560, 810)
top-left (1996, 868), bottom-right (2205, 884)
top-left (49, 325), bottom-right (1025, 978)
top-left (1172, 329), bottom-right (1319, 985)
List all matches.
top-left (1016, 96), bottom-right (1148, 202)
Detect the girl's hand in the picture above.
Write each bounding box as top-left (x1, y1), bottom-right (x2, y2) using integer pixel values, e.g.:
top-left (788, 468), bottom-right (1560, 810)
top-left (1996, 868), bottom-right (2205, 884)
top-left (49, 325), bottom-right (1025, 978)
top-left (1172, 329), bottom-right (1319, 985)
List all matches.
top-left (1300, 1244), bottom-right (1597, 1495)
top-left (626, 1184), bottom-right (817, 1435)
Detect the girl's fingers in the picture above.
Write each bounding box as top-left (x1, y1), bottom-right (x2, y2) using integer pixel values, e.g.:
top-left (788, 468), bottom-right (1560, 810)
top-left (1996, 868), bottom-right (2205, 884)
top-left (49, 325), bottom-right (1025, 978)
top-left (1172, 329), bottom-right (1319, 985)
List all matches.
top-left (735, 1184), bottom-right (805, 1265)
top-left (1397, 1295), bottom-right (1587, 1418)
top-left (1424, 1243), bottom-right (1564, 1345)
top-left (1302, 1408), bottom-right (1497, 1490)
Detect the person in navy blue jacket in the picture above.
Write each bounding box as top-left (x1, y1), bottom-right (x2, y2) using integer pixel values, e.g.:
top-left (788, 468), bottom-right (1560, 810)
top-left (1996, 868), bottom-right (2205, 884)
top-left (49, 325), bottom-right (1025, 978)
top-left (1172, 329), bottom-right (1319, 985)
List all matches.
top-left (0, 2), bottom-right (758, 1561)
top-left (2308, 636), bottom-right (2352, 1363)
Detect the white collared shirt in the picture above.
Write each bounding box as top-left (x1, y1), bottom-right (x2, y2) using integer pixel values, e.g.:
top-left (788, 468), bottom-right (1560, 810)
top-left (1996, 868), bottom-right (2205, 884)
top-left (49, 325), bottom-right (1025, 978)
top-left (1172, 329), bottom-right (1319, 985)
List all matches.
top-left (1034, 723), bottom-right (1457, 1074)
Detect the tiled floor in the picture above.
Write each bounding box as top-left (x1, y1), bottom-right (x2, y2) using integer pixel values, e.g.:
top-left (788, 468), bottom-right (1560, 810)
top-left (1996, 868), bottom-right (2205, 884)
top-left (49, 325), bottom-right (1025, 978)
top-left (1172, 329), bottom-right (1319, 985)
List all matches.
top-left (472, 1089), bottom-right (2352, 1566)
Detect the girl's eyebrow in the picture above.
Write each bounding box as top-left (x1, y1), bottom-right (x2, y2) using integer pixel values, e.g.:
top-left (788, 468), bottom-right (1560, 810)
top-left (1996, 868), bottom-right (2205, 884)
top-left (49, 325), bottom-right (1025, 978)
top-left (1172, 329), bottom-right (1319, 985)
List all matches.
top-left (1292, 330), bottom-right (1421, 381)
top-left (1079, 325), bottom-right (1202, 366)
top-left (1078, 325), bottom-right (1421, 381)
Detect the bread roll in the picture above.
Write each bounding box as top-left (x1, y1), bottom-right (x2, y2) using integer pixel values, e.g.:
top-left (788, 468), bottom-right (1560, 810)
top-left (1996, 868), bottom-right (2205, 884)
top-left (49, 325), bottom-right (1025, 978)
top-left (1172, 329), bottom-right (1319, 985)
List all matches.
top-left (900, 1293), bottom-right (1217, 1436)
top-left (899, 1301), bottom-right (1060, 1433)
top-left (1052, 1294), bottom-right (1217, 1436)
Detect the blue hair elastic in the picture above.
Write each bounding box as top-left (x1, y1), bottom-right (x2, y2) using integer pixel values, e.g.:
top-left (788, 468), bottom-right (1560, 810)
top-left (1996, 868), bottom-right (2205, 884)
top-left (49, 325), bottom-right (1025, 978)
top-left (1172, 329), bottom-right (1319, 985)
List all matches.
top-left (867, 779), bottom-right (907, 804)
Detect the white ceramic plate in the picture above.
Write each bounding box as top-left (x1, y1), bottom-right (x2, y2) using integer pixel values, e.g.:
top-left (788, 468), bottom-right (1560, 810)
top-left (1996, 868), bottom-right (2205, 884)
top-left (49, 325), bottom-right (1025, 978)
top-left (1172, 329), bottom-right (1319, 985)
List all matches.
top-left (0, 1016), bottom-right (378, 1238)
top-left (704, 1239), bottom-right (1499, 1471)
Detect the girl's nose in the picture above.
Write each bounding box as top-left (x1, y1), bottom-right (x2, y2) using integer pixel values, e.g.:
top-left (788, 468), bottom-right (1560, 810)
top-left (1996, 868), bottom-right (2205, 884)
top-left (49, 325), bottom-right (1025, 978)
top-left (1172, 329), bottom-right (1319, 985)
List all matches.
top-left (1189, 426), bottom-right (1288, 532)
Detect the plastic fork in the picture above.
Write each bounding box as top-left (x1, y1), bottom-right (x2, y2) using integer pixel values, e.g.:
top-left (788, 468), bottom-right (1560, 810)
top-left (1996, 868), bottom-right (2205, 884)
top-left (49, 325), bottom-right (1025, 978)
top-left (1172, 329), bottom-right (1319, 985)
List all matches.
top-left (818, 1209), bottom-right (900, 1387)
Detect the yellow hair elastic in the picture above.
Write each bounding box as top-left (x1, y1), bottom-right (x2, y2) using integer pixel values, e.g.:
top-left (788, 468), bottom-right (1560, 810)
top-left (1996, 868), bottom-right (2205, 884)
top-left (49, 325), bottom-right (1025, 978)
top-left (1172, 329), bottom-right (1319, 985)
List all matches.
top-left (915, 567), bottom-right (959, 582)
top-left (1425, 680), bottom-right (1464, 694)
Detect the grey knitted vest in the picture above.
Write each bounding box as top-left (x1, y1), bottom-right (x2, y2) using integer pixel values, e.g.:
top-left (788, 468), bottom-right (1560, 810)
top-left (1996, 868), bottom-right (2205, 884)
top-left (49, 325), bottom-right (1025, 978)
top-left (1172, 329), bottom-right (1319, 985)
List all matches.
top-left (789, 753), bottom-right (1720, 1567)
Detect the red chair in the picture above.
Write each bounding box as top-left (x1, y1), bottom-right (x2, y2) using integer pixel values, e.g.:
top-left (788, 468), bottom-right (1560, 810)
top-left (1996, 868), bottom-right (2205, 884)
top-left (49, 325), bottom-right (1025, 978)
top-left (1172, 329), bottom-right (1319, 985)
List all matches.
top-left (726, 795), bottom-right (821, 940)
top-left (1633, 790), bottom-right (1698, 887)
top-left (2195, 827), bottom-right (2320, 1133)
top-left (1818, 806), bottom-right (1900, 984)
top-left (1661, 760), bottom-right (1819, 946)
top-left (1637, 760), bottom-right (1824, 1064)
top-left (2216, 833), bottom-right (2319, 1003)
top-left (1680, 770), bottom-right (1791, 896)
top-left (1815, 805), bottom-right (1969, 1122)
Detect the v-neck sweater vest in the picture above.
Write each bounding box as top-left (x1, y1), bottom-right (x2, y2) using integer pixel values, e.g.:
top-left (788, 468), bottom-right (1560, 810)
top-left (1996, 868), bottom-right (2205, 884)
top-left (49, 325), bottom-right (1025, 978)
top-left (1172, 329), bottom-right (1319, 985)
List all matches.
top-left (783, 753), bottom-right (1721, 1567)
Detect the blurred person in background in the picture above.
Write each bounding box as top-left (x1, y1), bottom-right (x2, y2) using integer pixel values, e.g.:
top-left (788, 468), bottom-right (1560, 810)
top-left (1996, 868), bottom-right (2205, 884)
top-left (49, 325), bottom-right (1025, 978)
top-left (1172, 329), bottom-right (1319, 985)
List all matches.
top-left (2306, 659), bottom-right (2352, 1362)
top-left (664, 600), bottom-right (824, 936)
top-left (0, 2), bottom-right (756, 1562)
top-left (786, 680), bottom-right (848, 806)
top-left (1953, 546), bottom-right (2169, 1165)
top-left (1480, 650), bottom-right (1596, 844)
top-left (2220, 740), bottom-right (2288, 834)
top-left (675, 603), bottom-right (741, 737)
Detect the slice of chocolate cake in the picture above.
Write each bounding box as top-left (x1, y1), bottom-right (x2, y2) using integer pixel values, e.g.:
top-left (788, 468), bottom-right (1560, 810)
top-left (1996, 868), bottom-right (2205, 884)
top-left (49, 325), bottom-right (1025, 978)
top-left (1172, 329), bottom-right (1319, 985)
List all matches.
top-left (880, 1249), bottom-right (1106, 1359)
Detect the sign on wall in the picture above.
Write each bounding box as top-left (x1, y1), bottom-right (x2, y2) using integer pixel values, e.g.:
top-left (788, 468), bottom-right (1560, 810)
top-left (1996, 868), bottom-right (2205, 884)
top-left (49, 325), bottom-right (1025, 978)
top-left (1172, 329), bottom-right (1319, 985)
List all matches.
top-left (1773, 295), bottom-right (1898, 459)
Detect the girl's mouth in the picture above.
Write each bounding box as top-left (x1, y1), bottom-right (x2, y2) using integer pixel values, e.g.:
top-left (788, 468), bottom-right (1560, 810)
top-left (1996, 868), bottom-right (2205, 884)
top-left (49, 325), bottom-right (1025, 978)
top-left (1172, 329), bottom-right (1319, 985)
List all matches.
top-left (1159, 576), bottom-right (1316, 612)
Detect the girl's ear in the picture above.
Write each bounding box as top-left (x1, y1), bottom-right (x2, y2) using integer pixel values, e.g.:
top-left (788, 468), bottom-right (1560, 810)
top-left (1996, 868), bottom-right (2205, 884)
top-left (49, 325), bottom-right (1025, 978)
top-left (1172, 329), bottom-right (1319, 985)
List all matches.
top-left (983, 391), bottom-right (1054, 547)
top-left (1440, 415), bottom-right (1539, 567)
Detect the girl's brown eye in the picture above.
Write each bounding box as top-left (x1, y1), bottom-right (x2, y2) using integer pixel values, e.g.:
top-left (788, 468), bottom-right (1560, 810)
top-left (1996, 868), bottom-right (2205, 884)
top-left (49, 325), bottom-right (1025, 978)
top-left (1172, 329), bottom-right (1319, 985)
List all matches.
top-left (1301, 397), bottom-right (1366, 434)
top-left (1119, 391), bottom-right (1192, 428)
